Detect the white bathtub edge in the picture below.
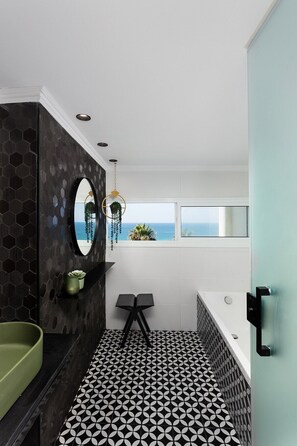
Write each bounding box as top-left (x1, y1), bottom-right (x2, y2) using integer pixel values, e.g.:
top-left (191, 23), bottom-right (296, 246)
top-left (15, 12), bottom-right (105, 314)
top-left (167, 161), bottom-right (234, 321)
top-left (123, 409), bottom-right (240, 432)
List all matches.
top-left (197, 291), bottom-right (251, 385)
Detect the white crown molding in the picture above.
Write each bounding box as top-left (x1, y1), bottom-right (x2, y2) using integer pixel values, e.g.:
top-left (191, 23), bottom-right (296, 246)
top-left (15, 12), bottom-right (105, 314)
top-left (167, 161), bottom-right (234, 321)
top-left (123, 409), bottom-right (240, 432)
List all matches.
top-left (245, 0), bottom-right (280, 49)
top-left (39, 87), bottom-right (108, 170)
top-left (115, 164), bottom-right (249, 173)
top-left (0, 86), bottom-right (41, 103)
top-left (0, 86), bottom-right (108, 171)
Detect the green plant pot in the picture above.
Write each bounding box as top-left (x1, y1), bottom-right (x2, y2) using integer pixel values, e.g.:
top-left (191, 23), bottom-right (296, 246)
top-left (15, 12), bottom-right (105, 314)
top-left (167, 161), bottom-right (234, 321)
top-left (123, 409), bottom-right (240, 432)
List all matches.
top-left (65, 276), bottom-right (80, 295)
top-left (78, 278), bottom-right (85, 290)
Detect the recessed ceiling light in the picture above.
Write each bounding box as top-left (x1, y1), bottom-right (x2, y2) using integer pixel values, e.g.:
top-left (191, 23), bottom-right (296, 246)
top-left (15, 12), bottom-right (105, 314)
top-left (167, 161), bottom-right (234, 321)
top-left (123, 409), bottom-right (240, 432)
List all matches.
top-left (97, 142), bottom-right (108, 147)
top-left (76, 113), bottom-right (91, 121)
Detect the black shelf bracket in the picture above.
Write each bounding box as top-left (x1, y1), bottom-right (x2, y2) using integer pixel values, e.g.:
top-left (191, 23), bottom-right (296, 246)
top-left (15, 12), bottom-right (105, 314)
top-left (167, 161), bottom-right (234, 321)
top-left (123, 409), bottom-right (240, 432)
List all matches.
top-left (247, 286), bottom-right (271, 357)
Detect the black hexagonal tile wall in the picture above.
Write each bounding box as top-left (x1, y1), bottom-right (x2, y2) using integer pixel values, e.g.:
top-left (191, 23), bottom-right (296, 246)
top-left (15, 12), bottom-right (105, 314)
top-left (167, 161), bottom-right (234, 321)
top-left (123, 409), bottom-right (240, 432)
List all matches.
top-left (1, 102), bottom-right (106, 331)
top-left (1, 103), bottom-right (107, 445)
top-left (0, 103), bottom-right (38, 323)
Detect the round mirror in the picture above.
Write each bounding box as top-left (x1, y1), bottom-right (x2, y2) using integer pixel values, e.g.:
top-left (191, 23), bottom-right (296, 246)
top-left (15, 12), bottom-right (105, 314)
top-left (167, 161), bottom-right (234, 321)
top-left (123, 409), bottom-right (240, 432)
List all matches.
top-left (71, 178), bottom-right (98, 256)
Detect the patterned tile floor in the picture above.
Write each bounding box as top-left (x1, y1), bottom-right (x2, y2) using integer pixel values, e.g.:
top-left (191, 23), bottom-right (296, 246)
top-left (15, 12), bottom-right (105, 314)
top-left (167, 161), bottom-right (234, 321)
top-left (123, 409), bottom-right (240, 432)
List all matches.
top-left (56, 330), bottom-right (241, 446)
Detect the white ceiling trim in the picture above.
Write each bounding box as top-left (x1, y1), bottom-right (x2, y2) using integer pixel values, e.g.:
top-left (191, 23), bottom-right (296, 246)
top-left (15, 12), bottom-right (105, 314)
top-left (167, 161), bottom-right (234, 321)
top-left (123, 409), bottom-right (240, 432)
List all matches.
top-left (0, 86), bottom-right (41, 103)
top-left (0, 86), bottom-right (108, 171)
top-left (245, 0), bottom-right (280, 48)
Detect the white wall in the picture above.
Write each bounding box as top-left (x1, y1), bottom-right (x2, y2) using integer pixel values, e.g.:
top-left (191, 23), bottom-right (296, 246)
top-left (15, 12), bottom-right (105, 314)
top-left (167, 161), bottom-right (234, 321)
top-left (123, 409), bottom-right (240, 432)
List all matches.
top-left (107, 170), bottom-right (249, 199)
top-left (106, 170), bottom-right (250, 330)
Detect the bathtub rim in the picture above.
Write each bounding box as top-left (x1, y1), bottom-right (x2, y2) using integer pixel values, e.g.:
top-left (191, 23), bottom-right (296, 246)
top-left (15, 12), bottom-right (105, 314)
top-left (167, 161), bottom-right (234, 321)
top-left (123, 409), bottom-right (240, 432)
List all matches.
top-left (197, 291), bottom-right (251, 385)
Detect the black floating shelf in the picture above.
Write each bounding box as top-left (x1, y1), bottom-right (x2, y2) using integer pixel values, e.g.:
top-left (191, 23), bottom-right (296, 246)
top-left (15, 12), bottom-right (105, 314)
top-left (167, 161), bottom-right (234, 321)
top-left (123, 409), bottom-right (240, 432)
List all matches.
top-left (57, 261), bottom-right (114, 300)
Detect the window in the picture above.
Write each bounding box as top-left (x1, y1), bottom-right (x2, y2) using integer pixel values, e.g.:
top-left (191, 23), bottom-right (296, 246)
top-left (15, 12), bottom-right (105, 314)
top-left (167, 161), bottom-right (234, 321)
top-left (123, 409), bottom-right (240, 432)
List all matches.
top-left (181, 206), bottom-right (248, 237)
top-left (107, 202), bottom-right (176, 241)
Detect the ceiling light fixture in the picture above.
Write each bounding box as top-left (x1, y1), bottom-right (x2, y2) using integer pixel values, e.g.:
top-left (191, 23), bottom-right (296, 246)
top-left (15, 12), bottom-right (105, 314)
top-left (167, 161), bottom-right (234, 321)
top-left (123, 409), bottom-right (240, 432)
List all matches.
top-left (76, 113), bottom-right (91, 121)
top-left (97, 142), bottom-right (108, 147)
top-left (102, 159), bottom-right (126, 250)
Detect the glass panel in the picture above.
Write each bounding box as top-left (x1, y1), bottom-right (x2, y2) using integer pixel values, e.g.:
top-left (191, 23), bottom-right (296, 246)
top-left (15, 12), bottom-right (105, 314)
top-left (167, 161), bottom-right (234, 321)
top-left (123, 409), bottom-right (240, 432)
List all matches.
top-left (249, 2), bottom-right (297, 444)
top-left (108, 203), bottom-right (175, 241)
top-left (181, 206), bottom-right (248, 237)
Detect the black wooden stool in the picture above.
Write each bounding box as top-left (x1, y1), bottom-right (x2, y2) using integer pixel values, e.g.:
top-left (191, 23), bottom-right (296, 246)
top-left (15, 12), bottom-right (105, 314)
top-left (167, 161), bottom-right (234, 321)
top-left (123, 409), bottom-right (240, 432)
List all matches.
top-left (116, 293), bottom-right (154, 347)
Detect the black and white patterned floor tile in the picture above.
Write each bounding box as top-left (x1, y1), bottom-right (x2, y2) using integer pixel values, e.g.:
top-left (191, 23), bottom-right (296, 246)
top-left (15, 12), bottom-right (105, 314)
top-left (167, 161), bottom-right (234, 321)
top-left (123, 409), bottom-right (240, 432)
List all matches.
top-left (56, 330), bottom-right (242, 446)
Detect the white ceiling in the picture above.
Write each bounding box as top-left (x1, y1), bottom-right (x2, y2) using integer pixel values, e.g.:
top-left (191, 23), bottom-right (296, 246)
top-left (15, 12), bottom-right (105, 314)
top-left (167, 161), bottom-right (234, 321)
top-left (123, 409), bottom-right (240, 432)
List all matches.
top-left (0, 0), bottom-right (275, 170)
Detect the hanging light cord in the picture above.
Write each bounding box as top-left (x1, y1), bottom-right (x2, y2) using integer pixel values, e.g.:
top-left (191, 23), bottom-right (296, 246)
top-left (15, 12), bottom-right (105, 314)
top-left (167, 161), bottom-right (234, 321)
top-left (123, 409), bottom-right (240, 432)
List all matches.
top-left (114, 161), bottom-right (117, 191)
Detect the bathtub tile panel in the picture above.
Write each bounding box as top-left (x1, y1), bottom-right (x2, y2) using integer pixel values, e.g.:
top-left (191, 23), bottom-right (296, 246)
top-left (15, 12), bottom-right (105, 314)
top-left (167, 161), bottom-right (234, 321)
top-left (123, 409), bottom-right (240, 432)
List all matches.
top-left (197, 294), bottom-right (251, 446)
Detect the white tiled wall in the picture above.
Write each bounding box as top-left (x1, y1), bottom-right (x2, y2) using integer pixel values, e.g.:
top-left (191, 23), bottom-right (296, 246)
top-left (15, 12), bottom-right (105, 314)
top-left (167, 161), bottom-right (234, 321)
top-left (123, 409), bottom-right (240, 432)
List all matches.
top-left (105, 169), bottom-right (250, 330)
top-left (106, 246), bottom-right (250, 330)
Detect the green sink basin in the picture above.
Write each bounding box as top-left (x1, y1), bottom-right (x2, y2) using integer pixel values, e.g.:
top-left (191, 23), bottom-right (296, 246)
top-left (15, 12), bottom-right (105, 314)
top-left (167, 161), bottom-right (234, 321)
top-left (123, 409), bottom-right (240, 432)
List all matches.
top-left (0, 322), bottom-right (43, 420)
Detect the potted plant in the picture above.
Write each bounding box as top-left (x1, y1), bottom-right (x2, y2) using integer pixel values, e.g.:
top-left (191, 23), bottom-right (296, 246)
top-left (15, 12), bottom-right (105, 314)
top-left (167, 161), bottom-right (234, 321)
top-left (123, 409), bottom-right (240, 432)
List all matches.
top-left (110, 201), bottom-right (122, 250)
top-left (68, 270), bottom-right (86, 290)
top-left (129, 224), bottom-right (156, 240)
top-left (85, 201), bottom-right (96, 243)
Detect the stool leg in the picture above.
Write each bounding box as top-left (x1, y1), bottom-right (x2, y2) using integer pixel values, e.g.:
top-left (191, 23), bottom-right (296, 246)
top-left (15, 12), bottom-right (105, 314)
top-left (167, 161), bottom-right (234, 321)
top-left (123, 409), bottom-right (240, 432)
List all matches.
top-left (136, 313), bottom-right (151, 347)
top-left (121, 311), bottom-right (134, 347)
top-left (139, 310), bottom-right (151, 332)
top-left (123, 311), bottom-right (133, 333)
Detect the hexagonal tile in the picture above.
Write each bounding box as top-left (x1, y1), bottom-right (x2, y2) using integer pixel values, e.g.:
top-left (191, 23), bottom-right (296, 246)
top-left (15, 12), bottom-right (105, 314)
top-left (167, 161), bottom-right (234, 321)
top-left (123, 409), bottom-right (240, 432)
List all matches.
top-left (0, 294), bottom-right (9, 308)
top-left (16, 235), bottom-right (29, 249)
top-left (23, 175), bottom-right (35, 190)
top-left (3, 116), bottom-right (16, 131)
top-left (3, 259), bottom-right (15, 273)
top-left (30, 260), bottom-right (37, 272)
top-left (10, 175), bottom-right (22, 190)
top-left (2, 283), bottom-right (14, 296)
top-left (3, 235), bottom-right (15, 249)
top-left (0, 200), bottom-right (9, 213)
top-left (0, 128), bottom-right (9, 143)
top-left (3, 164), bottom-right (14, 177)
top-left (0, 270), bottom-right (9, 285)
top-left (3, 211), bottom-right (15, 225)
top-left (23, 128), bottom-right (36, 143)
top-left (9, 199), bottom-right (23, 214)
top-left (0, 152), bottom-right (9, 167)
top-left (16, 259), bottom-right (30, 273)
top-left (10, 129), bottom-right (22, 142)
top-left (23, 199), bottom-right (35, 214)
top-left (2, 306), bottom-right (16, 321)
top-left (16, 307), bottom-right (29, 321)
top-left (9, 270), bottom-right (24, 286)
top-left (0, 247), bottom-right (9, 262)
top-left (24, 223), bottom-right (36, 237)
top-left (23, 247), bottom-right (35, 261)
top-left (3, 140), bottom-right (14, 154)
top-left (16, 164), bottom-right (30, 178)
top-left (24, 152), bottom-right (35, 167)
top-left (10, 152), bottom-right (23, 167)
top-left (23, 271), bottom-right (36, 285)
top-left (9, 295), bottom-right (24, 309)
top-left (16, 212), bottom-right (29, 226)
top-left (24, 295), bottom-right (36, 310)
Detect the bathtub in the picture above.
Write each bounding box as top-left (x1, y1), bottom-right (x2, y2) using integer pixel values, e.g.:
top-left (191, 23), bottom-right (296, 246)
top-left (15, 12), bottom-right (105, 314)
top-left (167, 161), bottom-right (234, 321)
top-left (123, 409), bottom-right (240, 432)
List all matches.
top-left (198, 291), bottom-right (250, 383)
top-left (197, 291), bottom-right (251, 446)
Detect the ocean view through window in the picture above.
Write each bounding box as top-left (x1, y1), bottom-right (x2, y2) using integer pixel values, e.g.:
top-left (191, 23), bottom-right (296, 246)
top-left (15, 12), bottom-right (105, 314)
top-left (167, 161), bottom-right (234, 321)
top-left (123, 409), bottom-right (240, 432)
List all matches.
top-left (181, 206), bottom-right (248, 237)
top-left (107, 203), bottom-right (176, 241)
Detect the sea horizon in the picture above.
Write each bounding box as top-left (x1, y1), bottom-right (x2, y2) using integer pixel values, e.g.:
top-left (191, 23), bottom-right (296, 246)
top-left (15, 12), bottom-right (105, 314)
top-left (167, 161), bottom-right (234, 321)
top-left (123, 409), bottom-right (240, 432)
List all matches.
top-left (75, 222), bottom-right (219, 241)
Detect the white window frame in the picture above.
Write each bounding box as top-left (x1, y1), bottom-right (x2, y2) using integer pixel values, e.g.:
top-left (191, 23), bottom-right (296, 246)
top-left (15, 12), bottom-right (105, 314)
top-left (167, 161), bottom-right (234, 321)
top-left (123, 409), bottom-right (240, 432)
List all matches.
top-left (106, 197), bottom-right (249, 248)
